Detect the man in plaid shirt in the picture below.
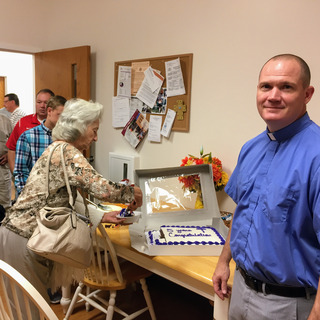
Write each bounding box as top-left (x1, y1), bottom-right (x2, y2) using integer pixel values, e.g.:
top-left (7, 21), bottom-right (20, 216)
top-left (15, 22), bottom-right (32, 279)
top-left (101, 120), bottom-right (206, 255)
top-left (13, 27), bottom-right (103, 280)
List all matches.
top-left (13, 96), bottom-right (66, 195)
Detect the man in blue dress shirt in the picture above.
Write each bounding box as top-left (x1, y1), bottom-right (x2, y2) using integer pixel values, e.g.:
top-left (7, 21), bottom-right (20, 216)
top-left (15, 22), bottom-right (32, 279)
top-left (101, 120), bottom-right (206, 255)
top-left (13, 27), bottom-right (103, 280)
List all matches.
top-left (212, 54), bottom-right (320, 319)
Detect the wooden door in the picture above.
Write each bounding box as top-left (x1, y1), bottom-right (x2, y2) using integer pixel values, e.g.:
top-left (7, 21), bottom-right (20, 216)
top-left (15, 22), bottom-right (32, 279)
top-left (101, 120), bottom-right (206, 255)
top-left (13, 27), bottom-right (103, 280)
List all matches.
top-left (34, 46), bottom-right (91, 159)
top-left (0, 77), bottom-right (5, 109)
top-left (34, 45), bottom-right (90, 100)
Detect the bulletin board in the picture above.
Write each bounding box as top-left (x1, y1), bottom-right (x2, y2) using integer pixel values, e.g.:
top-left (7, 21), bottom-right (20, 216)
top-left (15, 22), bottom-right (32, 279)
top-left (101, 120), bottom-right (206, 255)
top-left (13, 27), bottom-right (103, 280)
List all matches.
top-left (114, 53), bottom-right (193, 132)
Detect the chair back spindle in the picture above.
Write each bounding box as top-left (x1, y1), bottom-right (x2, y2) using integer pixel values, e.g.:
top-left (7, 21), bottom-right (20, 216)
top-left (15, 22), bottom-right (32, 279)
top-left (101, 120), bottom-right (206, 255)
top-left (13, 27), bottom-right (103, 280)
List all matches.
top-left (0, 260), bottom-right (58, 320)
top-left (64, 223), bottom-right (156, 320)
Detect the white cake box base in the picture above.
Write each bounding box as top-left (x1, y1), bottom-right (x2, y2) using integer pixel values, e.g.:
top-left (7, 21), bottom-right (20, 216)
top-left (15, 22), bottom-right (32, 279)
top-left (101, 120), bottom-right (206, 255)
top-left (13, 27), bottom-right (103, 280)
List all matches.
top-left (129, 165), bottom-right (229, 256)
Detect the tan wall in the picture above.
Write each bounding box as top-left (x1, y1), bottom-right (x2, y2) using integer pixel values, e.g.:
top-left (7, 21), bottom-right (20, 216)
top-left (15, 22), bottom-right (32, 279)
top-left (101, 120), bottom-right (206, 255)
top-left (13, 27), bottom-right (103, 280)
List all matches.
top-left (1, 0), bottom-right (320, 211)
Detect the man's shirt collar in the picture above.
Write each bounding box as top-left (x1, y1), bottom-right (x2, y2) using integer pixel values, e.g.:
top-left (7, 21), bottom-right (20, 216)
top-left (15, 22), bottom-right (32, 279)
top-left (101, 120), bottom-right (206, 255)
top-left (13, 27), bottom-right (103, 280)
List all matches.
top-left (266, 113), bottom-right (312, 142)
top-left (40, 120), bottom-right (52, 135)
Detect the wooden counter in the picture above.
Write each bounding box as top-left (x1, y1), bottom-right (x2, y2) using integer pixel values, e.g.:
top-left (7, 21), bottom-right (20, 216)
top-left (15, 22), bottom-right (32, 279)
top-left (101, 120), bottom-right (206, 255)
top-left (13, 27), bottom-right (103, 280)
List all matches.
top-left (104, 224), bottom-right (236, 320)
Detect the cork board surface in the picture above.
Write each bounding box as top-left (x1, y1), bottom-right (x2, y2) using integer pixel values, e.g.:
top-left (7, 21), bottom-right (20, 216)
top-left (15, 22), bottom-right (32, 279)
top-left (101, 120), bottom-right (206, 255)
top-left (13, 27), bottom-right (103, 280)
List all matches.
top-left (114, 53), bottom-right (193, 132)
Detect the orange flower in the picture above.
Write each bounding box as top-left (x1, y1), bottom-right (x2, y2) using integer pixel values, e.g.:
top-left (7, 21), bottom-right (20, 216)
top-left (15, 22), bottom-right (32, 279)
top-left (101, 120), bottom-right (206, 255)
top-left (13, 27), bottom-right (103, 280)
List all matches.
top-left (179, 148), bottom-right (228, 192)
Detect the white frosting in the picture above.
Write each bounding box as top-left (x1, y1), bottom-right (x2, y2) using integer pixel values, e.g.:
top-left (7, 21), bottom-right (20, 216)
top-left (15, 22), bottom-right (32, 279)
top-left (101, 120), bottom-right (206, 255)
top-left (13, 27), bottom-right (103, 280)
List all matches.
top-left (146, 225), bottom-right (225, 246)
top-left (161, 226), bottom-right (221, 243)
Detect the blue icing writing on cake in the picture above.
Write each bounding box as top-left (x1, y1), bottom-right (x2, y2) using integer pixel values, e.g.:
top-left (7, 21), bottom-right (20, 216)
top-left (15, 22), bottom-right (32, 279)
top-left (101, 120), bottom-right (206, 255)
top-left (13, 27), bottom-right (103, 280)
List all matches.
top-left (146, 225), bottom-right (225, 246)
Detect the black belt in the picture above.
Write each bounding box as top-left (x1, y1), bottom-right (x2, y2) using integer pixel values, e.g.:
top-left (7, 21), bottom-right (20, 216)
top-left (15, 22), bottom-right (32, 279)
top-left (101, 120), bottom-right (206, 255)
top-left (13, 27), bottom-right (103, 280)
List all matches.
top-left (238, 267), bottom-right (316, 298)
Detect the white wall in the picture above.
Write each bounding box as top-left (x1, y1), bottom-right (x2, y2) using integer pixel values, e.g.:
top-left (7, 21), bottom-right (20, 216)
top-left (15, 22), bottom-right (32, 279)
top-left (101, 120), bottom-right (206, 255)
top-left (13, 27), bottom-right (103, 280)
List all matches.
top-left (0, 52), bottom-right (34, 115)
top-left (1, 0), bottom-right (320, 212)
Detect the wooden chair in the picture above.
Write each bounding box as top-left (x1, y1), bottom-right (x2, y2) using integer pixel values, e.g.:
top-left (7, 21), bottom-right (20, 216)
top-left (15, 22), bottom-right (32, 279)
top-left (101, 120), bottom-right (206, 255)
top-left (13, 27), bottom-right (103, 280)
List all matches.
top-left (0, 259), bottom-right (58, 320)
top-left (63, 224), bottom-right (156, 320)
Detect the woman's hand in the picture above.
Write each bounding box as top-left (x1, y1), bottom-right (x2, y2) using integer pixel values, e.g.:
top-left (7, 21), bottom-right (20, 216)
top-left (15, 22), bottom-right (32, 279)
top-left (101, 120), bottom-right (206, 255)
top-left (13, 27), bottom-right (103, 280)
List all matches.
top-left (127, 186), bottom-right (143, 211)
top-left (101, 211), bottom-right (125, 224)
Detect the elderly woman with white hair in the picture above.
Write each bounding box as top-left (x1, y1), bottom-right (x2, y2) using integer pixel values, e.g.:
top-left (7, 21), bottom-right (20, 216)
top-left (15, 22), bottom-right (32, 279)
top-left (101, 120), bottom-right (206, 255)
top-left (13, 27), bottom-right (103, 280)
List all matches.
top-left (0, 99), bottom-right (142, 309)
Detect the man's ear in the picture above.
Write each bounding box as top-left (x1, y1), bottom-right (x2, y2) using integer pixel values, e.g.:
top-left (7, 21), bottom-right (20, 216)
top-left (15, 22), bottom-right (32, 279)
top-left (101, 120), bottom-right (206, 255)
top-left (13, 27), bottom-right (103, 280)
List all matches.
top-left (305, 86), bottom-right (315, 105)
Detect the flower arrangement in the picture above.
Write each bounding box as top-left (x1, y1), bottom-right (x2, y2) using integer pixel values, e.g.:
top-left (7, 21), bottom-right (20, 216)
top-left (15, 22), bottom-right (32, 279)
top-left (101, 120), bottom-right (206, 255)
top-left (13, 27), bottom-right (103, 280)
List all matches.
top-left (178, 147), bottom-right (228, 193)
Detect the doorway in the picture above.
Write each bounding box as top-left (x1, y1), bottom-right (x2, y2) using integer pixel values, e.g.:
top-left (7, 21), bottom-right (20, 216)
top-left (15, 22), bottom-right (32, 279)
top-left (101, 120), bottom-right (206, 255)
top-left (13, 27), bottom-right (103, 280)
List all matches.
top-left (0, 51), bottom-right (34, 114)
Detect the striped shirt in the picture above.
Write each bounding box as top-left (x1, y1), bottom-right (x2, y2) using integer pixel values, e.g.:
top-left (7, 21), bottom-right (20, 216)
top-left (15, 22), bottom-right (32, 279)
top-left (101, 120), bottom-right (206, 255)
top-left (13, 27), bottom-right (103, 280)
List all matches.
top-left (10, 108), bottom-right (27, 127)
top-left (13, 121), bottom-right (52, 194)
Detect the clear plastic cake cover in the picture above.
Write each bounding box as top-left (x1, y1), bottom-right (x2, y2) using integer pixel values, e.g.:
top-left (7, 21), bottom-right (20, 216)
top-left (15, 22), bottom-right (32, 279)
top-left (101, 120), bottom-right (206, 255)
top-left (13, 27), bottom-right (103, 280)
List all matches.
top-left (131, 164), bottom-right (221, 232)
top-left (145, 174), bottom-right (205, 214)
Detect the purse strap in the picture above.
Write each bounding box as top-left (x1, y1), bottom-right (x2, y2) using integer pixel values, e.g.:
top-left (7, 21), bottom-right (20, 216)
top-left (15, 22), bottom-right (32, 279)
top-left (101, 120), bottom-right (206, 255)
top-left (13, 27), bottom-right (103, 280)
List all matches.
top-left (44, 142), bottom-right (88, 215)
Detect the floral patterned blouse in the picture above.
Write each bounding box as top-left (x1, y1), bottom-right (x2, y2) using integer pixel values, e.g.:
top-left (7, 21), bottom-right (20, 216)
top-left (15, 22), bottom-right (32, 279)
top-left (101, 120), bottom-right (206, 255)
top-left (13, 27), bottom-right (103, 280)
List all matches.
top-left (3, 141), bottom-right (135, 239)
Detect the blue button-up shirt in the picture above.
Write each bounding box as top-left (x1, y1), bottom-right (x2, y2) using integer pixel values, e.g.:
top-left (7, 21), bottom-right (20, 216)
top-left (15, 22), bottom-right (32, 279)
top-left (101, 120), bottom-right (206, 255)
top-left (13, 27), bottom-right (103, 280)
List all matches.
top-left (14, 121), bottom-right (52, 195)
top-left (226, 113), bottom-right (320, 289)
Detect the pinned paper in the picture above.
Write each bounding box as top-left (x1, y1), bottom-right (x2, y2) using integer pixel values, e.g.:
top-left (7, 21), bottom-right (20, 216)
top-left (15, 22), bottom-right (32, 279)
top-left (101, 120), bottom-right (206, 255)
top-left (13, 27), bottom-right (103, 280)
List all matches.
top-left (130, 97), bottom-right (147, 115)
top-left (148, 115), bottom-right (162, 142)
top-left (131, 61), bottom-right (150, 95)
top-left (144, 67), bottom-right (164, 92)
top-left (136, 67), bottom-right (164, 108)
top-left (117, 66), bottom-right (132, 98)
top-left (121, 109), bottom-right (149, 149)
top-left (112, 97), bottom-right (130, 128)
top-left (152, 88), bottom-right (167, 114)
top-left (161, 109), bottom-right (176, 138)
top-left (165, 58), bottom-right (186, 97)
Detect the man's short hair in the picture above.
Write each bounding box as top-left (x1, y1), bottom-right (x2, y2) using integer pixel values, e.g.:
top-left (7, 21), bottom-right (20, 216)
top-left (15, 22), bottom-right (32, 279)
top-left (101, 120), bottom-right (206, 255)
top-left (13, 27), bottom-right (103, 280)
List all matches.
top-left (4, 93), bottom-right (19, 106)
top-left (46, 95), bottom-right (67, 111)
top-left (36, 88), bottom-right (55, 97)
top-left (260, 54), bottom-right (311, 88)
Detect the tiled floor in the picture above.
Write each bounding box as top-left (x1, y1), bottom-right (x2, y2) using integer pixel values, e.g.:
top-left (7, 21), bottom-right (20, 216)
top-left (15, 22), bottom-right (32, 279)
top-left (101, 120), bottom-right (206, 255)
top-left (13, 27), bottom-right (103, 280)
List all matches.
top-left (52, 274), bottom-right (214, 320)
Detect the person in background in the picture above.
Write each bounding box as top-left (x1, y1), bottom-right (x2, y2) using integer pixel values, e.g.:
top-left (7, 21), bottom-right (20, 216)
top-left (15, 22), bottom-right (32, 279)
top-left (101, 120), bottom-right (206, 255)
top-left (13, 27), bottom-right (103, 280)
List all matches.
top-left (14, 95), bottom-right (66, 195)
top-left (6, 89), bottom-right (54, 173)
top-left (0, 98), bottom-right (142, 316)
top-left (0, 99), bottom-right (12, 119)
top-left (3, 93), bottom-right (27, 127)
top-left (0, 94), bottom-right (26, 169)
top-left (0, 114), bottom-right (13, 215)
top-left (212, 54), bottom-right (320, 319)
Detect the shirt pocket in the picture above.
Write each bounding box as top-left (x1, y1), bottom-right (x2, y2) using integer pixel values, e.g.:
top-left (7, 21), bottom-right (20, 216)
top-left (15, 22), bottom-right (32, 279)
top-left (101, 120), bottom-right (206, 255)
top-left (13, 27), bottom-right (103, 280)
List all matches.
top-left (261, 185), bottom-right (298, 223)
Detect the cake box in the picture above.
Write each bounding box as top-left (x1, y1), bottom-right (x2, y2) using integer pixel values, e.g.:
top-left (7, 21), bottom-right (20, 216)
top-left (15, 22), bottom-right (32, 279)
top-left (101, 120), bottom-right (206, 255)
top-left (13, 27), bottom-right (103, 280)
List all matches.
top-left (129, 164), bottom-right (229, 256)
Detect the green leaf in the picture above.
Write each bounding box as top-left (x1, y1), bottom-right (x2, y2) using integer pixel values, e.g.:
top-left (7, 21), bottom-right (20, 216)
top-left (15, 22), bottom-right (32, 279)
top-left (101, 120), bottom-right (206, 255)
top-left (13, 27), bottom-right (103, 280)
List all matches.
top-left (188, 154), bottom-right (196, 158)
top-left (201, 153), bottom-right (211, 158)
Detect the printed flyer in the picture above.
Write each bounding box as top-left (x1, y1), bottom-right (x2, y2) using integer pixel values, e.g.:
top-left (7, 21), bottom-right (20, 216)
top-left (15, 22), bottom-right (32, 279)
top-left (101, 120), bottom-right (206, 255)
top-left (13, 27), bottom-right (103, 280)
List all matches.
top-left (121, 109), bottom-right (149, 148)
